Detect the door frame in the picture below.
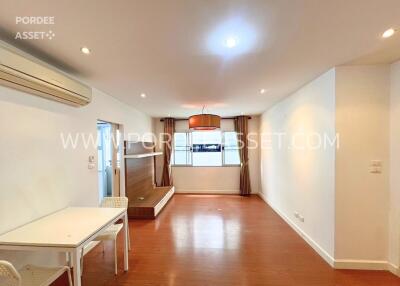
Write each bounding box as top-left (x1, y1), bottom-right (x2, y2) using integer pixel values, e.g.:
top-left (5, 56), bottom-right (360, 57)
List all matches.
top-left (97, 119), bottom-right (125, 200)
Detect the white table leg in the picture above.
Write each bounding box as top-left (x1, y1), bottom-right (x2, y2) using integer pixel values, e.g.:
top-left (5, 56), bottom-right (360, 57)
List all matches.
top-left (66, 252), bottom-right (72, 267)
top-left (72, 248), bottom-right (81, 286)
top-left (123, 212), bottom-right (129, 271)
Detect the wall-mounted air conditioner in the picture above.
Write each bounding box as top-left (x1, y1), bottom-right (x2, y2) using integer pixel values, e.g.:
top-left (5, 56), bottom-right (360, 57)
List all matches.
top-left (0, 45), bottom-right (91, 106)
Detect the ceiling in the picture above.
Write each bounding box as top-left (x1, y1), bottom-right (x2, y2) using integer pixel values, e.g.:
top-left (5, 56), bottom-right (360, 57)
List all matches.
top-left (0, 0), bottom-right (400, 117)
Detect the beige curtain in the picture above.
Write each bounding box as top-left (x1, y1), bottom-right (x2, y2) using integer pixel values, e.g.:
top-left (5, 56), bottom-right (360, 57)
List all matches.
top-left (235, 116), bottom-right (251, 196)
top-left (161, 118), bottom-right (175, 186)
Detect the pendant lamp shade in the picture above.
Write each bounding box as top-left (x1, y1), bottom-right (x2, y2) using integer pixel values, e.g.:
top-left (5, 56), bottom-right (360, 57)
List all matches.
top-left (189, 114), bottom-right (221, 130)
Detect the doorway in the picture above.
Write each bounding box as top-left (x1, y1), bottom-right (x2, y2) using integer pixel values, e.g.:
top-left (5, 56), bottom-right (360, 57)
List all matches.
top-left (97, 120), bottom-right (122, 201)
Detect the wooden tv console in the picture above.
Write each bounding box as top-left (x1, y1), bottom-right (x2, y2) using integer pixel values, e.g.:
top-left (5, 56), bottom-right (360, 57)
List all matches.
top-left (124, 141), bottom-right (174, 219)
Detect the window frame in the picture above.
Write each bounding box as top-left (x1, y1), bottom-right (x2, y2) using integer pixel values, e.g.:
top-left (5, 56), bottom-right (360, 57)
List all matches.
top-left (171, 131), bottom-right (241, 167)
top-left (222, 131), bottom-right (241, 167)
top-left (172, 132), bottom-right (192, 166)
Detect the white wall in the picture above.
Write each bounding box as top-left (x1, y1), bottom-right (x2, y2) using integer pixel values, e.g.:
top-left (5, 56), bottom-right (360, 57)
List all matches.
top-left (259, 69), bottom-right (336, 261)
top-left (0, 85), bottom-right (151, 266)
top-left (259, 65), bottom-right (394, 271)
top-left (389, 60), bottom-right (400, 271)
top-left (153, 118), bottom-right (260, 194)
top-left (335, 66), bottom-right (390, 263)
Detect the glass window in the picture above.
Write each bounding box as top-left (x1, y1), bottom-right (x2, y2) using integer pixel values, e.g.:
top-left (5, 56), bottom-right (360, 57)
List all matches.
top-left (192, 131), bottom-right (222, 166)
top-left (223, 132), bottom-right (240, 165)
top-left (172, 131), bottom-right (240, 167)
top-left (173, 132), bottom-right (191, 165)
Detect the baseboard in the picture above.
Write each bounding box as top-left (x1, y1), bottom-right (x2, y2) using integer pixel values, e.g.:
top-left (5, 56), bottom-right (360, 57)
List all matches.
top-left (335, 260), bottom-right (400, 275)
top-left (388, 263), bottom-right (400, 276)
top-left (334, 260), bottom-right (388, 271)
top-left (257, 192), bottom-right (335, 267)
top-left (175, 189), bottom-right (240, 195)
top-left (257, 192), bottom-right (400, 276)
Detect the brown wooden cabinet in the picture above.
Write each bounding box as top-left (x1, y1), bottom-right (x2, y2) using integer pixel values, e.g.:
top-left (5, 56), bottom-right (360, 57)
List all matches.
top-left (124, 141), bottom-right (174, 219)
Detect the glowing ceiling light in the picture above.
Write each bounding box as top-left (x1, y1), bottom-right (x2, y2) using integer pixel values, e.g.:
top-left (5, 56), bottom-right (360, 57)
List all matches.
top-left (80, 46), bottom-right (91, 54)
top-left (207, 17), bottom-right (257, 58)
top-left (225, 37), bottom-right (238, 48)
top-left (382, 28), bottom-right (396, 38)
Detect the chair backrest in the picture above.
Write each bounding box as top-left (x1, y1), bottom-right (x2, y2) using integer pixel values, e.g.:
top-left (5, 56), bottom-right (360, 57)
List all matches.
top-left (0, 261), bottom-right (21, 286)
top-left (100, 196), bottom-right (128, 208)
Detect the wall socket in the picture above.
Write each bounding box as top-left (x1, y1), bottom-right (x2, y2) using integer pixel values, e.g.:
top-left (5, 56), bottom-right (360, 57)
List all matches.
top-left (294, 212), bottom-right (305, 222)
top-left (369, 160), bottom-right (382, 174)
top-left (88, 155), bottom-right (96, 169)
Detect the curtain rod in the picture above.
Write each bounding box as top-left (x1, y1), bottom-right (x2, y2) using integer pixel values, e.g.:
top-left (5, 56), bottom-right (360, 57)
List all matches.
top-left (160, 116), bottom-right (251, 122)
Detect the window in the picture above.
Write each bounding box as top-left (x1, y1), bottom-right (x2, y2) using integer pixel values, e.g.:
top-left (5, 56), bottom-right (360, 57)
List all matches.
top-left (223, 132), bottom-right (240, 165)
top-left (172, 132), bottom-right (191, 165)
top-left (172, 131), bottom-right (240, 166)
top-left (192, 131), bottom-right (222, 166)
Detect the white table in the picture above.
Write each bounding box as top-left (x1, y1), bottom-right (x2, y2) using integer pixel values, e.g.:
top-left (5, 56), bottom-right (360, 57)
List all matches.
top-left (0, 207), bottom-right (129, 286)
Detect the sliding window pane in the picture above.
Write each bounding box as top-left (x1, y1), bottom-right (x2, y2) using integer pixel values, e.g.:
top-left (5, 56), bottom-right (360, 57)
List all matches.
top-left (192, 131), bottom-right (222, 166)
top-left (173, 133), bottom-right (190, 165)
top-left (174, 150), bottom-right (188, 165)
top-left (174, 133), bottom-right (187, 147)
top-left (224, 132), bottom-right (238, 148)
top-left (223, 132), bottom-right (240, 165)
top-left (224, 149), bottom-right (240, 165)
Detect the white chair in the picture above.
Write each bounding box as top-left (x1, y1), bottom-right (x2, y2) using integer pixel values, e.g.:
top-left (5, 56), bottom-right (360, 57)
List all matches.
top-left (0, 260), bottom-right (72, 286)
top-left (81, 196), bottom-right (130, 276)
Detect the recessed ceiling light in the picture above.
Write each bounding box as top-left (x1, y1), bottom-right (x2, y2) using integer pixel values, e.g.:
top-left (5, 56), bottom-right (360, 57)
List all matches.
top-left (225, 36), bottom-right (238, 48)
top-left (382, 28), bottom-right (396, 38)
top-left (140, 93), bottom-right (146, 98)
top-left (80, 46), bottom-right (91, 55)
top-left (207, 18), bottom-right (256, 57)
top-left (260, 88), bottom-right (267, 94)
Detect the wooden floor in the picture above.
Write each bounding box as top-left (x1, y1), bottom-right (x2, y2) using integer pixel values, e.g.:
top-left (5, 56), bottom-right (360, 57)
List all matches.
top-left (54, 194), bottom-right (400, 285)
